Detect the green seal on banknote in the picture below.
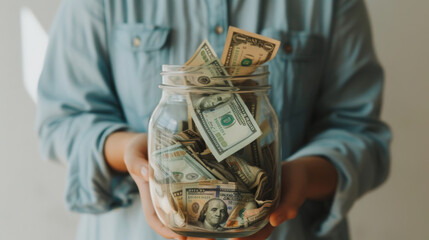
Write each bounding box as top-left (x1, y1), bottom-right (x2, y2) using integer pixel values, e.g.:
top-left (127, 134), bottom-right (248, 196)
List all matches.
top-left (220, 113), bottom-right (235, 128)
top-left (241, 58), bottom-right (252, 66)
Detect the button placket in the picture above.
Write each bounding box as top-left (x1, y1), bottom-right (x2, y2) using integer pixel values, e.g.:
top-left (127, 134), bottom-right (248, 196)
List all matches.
top-left (205, 0), bottom-right (228, 55)
top-left (284, 42), bottom-right (293, 54)
top-left (215, 25), bottom-right (224, 35)
top-left (133, 36), bottom-right (141, 47)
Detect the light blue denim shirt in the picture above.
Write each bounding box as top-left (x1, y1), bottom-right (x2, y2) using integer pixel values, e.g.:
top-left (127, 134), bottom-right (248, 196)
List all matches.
top-left (36, 0), bottom-right (391, 239)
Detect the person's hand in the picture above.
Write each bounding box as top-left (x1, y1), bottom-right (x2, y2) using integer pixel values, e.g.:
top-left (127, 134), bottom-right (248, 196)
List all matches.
top-left (230, 156), bottom-right (338, 240)
top-left (124, 133), bottom-right (215, 240)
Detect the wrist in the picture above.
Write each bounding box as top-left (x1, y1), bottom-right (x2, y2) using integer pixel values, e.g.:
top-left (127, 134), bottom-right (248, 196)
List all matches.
top-left (296, 156), bottom-right (338, 200)
top-left (104, 131), bottom-right (140, 173)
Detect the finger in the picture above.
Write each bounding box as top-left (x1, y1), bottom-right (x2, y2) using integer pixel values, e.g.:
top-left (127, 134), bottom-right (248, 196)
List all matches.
top-left (140, 180), bottom-right (182, 239)
top-left (127, 156), bottom-right (150, 183)
top-left (230, 224), bottom-right (274, 240)
top-left (270, 162), bottom-right (307, 227)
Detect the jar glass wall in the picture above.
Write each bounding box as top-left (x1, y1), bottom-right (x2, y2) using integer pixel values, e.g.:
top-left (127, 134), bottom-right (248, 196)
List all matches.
top-left (148, 65), bottom-right (280, 238)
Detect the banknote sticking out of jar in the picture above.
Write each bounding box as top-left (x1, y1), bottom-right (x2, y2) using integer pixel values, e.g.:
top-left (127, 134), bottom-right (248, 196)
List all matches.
top-left (147, 64), bottom-right (280, 238)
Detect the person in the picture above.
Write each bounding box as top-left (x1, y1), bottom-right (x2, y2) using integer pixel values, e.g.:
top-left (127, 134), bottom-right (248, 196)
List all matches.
top-left (197, 199), bottom-right (229, 231)
top-left (36, 0), bottom-right (391, 240)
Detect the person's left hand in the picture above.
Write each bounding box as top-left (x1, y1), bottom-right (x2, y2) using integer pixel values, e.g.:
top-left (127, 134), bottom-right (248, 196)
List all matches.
top-left (124, 133), bottom-right (214, 240)
top-left (230, 156), bottom-right (338, 240)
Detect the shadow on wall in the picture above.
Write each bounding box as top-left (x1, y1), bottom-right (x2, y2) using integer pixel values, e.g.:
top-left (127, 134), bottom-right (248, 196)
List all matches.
top-left (20, 7), bottom-right (48, 103)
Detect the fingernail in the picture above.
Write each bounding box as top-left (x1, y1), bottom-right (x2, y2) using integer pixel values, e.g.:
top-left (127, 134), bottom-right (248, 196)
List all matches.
top-left (140, 164), bottom-right (148, 178)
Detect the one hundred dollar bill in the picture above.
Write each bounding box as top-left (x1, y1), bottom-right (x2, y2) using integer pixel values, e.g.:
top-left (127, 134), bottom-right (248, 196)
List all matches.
top-left (221, 26), bottom-right (281, 75)
top-left (224, 201), bottom-right (258, 228)
top-left (153, 125), bottom-right (177, 150)
top-left (151, 143), bottom-right (217, 183)
top-left (233, 88), bottom-right (262, 167)
top-left (182, 181), bottom-right (256, 231)
top-left (183, 40), bottom-right (228, 131)
top-left (241, 202), bottom-right (272, 227)
top-left (224, 155), bottom-right (266, 190)
top-left (174, 129), bottom-right (206, 153)
top-left (189, 90), bottom-right (262, 162)
top-left (184, 40), bottom-right (262, 162)
top-left (190, 148), bottom-right (237, 183)
top-left (167, 180), bottom-right (274, 230)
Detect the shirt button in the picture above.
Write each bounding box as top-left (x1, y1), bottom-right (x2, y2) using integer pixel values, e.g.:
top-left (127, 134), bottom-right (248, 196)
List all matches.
top-left (283, 43), bottom-right (293, 53)
top-left (133, 36), bottom-right (141, 47)
top-left (215, 25), bottom-right (224, 35)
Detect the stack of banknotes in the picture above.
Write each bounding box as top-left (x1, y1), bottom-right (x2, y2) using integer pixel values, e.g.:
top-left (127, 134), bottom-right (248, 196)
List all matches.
top-left (150, 26), bottom-right (281, 233)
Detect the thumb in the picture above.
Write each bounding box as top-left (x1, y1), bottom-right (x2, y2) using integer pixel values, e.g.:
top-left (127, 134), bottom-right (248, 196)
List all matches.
top-left (123, 133), bottom-right (150, 183)
top-left (269, 162), bottom-right (307, 227)
top-left (128, 158), bottom-right (150, 189)
top-left (125, 152), bottom-right (150, 183)
top-left (269, 208), bottom-right (298, 227)
top-left (269, 185), bottom-right (301, 227)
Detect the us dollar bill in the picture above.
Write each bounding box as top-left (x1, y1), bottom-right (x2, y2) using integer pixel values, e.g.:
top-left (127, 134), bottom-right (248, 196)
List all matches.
top-left (153, 125), bottom-right (177, 150)
top-left (260, 142), bottom-right (276, 180)
top-left (221, 26), bottom-right (281, 75)
top-left (224, 201), bottom-right (258, 228)
top-left (185, 40), bottom-right (221, 68)
top-left (248, 142), bottom-right (280, 205)
top-left (151, 143), bottom-right (217, 183)
top-left (184, 40), bottom-right (262, 162)
top-left (183, 40), bottom-right (229, 131)
top-left (166, 180), bottom-right (275, 230)
top-left (189, 91), bottom-right (262, 162)
top-left (182, 181), bottom-right (256, 231)
top-left (173, 129), bottom-right (206, 153)
top-left (223, 155), bottom-right (275, 207)
top-left (233, 87), bottom-right (263, 167)
top-left (224, 155), bottom-right (266, 190)
top-left (241, 202), bottom-right (272, 227)
top-left (188, 148), bottom-right (236, 183)
top-left (149, 181), bottom-right (187, 228)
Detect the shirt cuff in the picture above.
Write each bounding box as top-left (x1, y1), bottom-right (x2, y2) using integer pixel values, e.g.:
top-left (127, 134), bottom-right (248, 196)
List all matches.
top-left (65, 123), bottom-right (137, 213)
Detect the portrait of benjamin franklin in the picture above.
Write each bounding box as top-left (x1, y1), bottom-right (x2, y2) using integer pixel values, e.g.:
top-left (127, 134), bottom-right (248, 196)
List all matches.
top-left (197, 198), bottom-right (229, 231)
top-left (196, 93), bottom-right (232, 111)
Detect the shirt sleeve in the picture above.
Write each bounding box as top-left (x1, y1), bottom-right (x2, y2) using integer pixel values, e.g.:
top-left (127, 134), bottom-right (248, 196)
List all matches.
top-left (36, 0), bottom-right (135, 213)
top-left (287, 0), bottom-right (392, 236)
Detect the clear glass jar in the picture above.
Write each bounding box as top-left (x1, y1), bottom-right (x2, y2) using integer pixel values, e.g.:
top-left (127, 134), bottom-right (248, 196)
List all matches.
top-left (148, 65), bottom-right (280, 238)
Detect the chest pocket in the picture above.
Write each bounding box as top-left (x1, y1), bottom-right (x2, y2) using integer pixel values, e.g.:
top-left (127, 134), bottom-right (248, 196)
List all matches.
top-left (110, 24), bottom-right (171, 131)
top-left (262, 29), bottom-right (324, 120)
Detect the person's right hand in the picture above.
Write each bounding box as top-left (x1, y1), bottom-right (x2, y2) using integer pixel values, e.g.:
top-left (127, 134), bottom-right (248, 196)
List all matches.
top-left (124, 133), bottom-right (214, 240)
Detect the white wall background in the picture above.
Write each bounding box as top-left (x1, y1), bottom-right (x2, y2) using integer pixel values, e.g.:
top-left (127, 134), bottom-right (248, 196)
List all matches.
top-left (0, 2), bottom-right (78, 240)
top-left (0, 0), bottom-right (428, 239)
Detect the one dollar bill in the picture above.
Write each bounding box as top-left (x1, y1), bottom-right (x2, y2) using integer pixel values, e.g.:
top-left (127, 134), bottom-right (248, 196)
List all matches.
top-left (221, 26), bottom-right (281, 75)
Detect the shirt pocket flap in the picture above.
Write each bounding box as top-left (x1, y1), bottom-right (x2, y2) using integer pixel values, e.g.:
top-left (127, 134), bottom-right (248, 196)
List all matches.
top-left (112, 24), bottom-right (171, 52)
top-left (261, 29), bottom-right (323, 61)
